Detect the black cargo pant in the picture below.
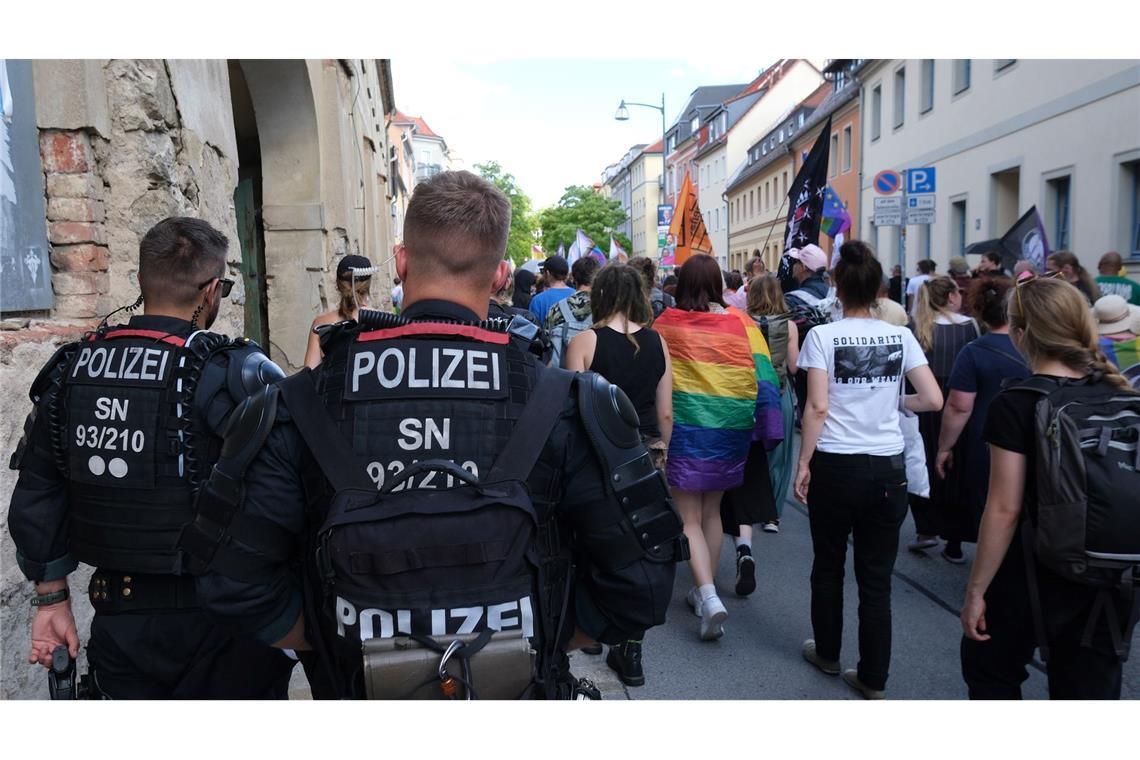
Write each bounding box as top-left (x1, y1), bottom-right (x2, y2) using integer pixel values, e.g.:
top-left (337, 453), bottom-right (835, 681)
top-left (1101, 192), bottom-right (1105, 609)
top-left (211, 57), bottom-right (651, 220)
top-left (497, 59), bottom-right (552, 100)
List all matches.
top-left (86, 572), bottom-right (295, 699)
top-left (807, 451), bottom-right (908, 692)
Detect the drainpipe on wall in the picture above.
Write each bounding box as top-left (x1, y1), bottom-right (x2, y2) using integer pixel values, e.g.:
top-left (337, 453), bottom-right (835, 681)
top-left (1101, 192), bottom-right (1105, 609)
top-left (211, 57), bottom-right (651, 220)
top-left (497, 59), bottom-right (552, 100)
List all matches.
top-left (722, 189), bottom-right (730, 269)
top-left (856, 76), bottom-right (866, 244)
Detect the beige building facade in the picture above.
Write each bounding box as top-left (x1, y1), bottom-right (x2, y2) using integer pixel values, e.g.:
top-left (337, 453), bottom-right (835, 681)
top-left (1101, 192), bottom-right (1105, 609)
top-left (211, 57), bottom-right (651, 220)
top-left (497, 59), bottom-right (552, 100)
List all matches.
top-left (859, 59), bottom-right (1140, 276)
top-left (629, 141), bottom-right (663, 258)
top-left (0, 58), bottom-right (396, 699)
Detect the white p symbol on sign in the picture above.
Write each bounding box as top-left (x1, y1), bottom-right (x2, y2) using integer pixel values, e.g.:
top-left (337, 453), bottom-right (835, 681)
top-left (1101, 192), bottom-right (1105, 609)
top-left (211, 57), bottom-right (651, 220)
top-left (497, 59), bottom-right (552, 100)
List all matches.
top-left (908, 168), bottom-right (934, 194)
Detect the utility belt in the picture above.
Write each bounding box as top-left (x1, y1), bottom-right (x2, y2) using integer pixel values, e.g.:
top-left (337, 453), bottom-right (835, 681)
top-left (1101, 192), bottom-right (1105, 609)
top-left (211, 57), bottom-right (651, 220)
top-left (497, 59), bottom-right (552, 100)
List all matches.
top-left (88, 570), bottom-right (199, 614)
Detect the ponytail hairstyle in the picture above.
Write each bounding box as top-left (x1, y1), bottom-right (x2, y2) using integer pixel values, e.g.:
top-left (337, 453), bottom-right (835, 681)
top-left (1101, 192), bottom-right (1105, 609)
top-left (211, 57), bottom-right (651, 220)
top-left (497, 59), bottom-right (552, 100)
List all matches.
top-left (1047, 250), bottom-right (1101, 303)
top-left (590, 263), bottom-right (653, 354)
top-left (913, 276), bottom-right (958, 352)
top-left (1008, 276), bottom-right (1134, 392)
top-left (833, 239), bottom-right (882, 311)
top-left (966, 275), bottom-right (1013, 330)
top-left (337, 275), bottom-right (372, 320)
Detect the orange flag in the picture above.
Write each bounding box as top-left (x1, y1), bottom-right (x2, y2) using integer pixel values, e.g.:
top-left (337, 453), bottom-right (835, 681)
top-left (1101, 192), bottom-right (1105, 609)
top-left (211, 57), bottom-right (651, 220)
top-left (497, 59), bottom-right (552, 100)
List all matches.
top-left (668, 171), bottom-right (713, 266)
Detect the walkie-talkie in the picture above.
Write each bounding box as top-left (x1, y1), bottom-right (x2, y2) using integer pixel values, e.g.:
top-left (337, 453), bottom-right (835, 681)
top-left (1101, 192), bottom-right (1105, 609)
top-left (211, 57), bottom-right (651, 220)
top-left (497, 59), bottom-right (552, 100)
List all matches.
top-left (48, 645), bottom-right (78, 700)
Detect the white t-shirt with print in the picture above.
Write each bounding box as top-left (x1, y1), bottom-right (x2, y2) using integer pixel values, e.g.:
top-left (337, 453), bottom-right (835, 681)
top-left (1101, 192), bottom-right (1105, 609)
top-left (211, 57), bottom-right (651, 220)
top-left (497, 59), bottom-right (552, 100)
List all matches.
top-left (906, 274), bottom-right (931, 314)
top-left (798, 318), bottom-right (929, 456)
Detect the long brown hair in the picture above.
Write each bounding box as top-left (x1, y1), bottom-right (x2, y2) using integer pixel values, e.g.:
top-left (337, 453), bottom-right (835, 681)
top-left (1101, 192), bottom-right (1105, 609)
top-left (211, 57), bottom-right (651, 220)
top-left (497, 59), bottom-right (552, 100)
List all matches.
top-left (746, 274), bottom-right (787, 316)
top-left (913, 276), bottom-right (958, 352)
top-left (1008, 277), bottom-right (1133, 391)
top-left (674, 254), bottom-right (725, 312)
top-left (590, 263), bottom-right (653, 354)
top-left (1047, 250), bottom-right (1100, 302)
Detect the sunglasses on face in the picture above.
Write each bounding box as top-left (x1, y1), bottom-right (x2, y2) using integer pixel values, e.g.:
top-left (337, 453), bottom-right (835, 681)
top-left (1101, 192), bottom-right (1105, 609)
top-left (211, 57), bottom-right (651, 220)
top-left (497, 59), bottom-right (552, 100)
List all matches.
top-left (197, 276), bottom-right (235, 298)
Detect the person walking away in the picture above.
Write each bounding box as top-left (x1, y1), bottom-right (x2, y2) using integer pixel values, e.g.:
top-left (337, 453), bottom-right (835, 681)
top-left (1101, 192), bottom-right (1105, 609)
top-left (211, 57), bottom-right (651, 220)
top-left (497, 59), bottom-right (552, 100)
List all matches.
top-left (511, 267), bottom-right (536, 311)
top-left (907, 276), bottom-right (980, 563)
top-left (305, 255), bottom-right (374, 368)
top-left (724, 275), bottom-right (799, 568)
top-left (1095, 251), bottom-right (1140, 305)
top-left (565, 263), bottom-right (673, 686)
top-left (653, 255), bottom-right (783, 641)
top-left (629, 255), bottom-right (674, 319)
top-left (545, 256), bottom-right (600, 367)
top-left (723, 270), bottom-right (748, 310)
top-left (795, 240), bottom-right (943, 699)
top-left (1093, 294), bottom-right (1140, 382)
top-left (8, 217), bottom-right (295, 698)
top-left (391, 276), bottom-right (403, 314)
top-left (948, 257), bottom-right (973, 314)
top-left (889, 265), bottom-right (904, 305)
top-left (1046, 251), bottom-right (1100, 305)
top-left (528, 255), bottom-right (574, 321)
top-left (871, 275), bottom-right (909, 327)
top-left (934, 277), bottom-right (1029, 553)
top-left (961, 273), bottom-right (1140, 699)
top-left (182, 171), bottom-right (684, 699)
top-left (906, 259), bottom-right (937, 315)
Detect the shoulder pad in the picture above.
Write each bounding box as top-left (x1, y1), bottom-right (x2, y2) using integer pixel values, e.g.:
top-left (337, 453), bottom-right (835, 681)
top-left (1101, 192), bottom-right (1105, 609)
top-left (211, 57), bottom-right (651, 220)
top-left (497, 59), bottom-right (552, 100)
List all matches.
top-left (226, 345), bottom-right (286, 399)
top-left (576, 371), bottom-right (641, 450)
top-left (218, 385), bottom-right (280, 468)
top-left (30, 342), bottom-right (79, 403)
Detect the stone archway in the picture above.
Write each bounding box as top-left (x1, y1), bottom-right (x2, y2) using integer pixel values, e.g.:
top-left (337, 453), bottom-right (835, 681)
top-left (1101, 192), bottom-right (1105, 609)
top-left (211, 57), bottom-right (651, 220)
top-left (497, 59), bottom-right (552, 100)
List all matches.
top-left (231, 60), bottom-right (324, 371)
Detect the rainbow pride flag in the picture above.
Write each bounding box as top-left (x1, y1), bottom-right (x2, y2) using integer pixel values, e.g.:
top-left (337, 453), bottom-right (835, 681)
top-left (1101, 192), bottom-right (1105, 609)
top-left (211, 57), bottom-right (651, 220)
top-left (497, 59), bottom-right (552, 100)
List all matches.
top-left (653, 307), bottom-right (784, 491)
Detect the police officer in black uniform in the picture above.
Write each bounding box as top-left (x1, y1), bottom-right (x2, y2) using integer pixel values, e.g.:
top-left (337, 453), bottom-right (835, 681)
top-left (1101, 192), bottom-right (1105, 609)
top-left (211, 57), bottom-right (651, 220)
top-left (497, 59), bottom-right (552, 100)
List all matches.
top-left (8, 217), bottom-right (295, 698)
top-left (183, 171), bottom-right (684, 699)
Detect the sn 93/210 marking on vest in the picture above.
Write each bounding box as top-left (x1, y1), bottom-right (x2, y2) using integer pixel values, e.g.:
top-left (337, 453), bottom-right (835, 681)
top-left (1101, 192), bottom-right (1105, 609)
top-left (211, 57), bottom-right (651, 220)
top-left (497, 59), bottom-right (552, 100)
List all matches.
top-left (366, 459), bottom-right (479, 491)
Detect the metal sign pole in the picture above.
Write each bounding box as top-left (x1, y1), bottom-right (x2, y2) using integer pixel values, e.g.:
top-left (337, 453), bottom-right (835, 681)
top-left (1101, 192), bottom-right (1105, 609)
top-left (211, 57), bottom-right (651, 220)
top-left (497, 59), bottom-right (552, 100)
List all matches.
top-left (898, 175), bottom-right (907, 305)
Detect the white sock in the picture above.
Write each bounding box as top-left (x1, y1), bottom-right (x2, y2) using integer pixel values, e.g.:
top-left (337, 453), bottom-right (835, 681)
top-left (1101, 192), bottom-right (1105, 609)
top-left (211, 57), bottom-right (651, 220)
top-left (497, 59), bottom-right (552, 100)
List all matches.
top-left (734, 537), bottom-right (751, 551)
top-left (699, 583), bottom-right (717, 602)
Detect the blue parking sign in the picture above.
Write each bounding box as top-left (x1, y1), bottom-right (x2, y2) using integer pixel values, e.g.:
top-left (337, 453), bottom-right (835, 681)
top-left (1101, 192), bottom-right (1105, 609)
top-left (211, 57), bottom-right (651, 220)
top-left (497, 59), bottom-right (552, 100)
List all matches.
top-left (907, 167), bottom-right (936, 194)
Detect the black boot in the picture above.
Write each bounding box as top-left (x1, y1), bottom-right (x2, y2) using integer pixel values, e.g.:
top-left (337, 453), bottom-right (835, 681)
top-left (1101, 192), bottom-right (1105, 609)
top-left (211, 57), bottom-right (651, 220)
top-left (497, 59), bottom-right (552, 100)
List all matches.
top-left (735, 545), bottom-right (756, 597)
top-left (606, 640), bottom-right (645, 687)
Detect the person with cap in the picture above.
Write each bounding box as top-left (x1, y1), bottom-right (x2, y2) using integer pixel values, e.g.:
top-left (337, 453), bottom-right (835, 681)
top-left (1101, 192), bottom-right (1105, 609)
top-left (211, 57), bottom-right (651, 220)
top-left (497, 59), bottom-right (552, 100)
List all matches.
top-left (527, 254), bottom-right (574, 322)
top-left (949, 256), bottom-right (973, 313)
top-left (783, 243), bottom-right (831, 311)
top-left (304, 254), bottom-right (374, 368)
top-left (1095, 252), bottom-right (1140, 306)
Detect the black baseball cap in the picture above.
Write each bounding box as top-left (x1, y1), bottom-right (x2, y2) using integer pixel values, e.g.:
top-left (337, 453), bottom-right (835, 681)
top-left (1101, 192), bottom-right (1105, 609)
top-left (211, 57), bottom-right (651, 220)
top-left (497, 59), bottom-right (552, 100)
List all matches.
top-left (336, 255), bottom-right (373, 280)
top-left (540, 255), bottom-right (569, 278)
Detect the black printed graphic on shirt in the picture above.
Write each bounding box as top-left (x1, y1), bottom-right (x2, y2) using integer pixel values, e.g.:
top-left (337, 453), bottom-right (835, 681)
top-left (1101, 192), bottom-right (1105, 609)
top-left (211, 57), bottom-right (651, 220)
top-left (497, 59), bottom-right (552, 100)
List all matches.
top-left (833, 338), bottom-right (904, 386)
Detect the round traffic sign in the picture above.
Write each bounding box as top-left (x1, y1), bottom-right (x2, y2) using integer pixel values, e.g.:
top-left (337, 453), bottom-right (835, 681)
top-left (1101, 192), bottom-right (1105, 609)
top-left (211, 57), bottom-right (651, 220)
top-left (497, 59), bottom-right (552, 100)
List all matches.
top-left (873, 170), bottom-right (901, 195)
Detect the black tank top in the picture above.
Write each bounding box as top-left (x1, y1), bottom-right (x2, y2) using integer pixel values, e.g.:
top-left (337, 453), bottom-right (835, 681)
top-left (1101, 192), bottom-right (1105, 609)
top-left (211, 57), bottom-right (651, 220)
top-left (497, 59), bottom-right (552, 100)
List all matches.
top-left (588, 325), bottom-right (666, 438)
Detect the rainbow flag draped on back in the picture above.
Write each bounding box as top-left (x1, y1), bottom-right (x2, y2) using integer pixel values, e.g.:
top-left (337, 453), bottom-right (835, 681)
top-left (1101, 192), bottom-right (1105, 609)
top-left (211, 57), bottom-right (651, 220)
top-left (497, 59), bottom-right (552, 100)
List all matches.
top-left (653, 307), bottom-right (784, 491)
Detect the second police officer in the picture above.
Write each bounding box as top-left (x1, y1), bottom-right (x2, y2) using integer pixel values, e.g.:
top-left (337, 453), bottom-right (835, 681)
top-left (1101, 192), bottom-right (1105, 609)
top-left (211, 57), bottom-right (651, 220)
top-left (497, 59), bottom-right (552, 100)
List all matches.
top-left (182, 171), bottom-right (686, 698)
top-left (8, 217), bottom-right (296, 698)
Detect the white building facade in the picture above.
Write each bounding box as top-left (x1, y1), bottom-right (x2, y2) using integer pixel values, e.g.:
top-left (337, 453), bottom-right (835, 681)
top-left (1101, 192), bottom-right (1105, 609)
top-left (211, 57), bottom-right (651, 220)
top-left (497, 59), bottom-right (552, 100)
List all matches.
top-left (860, 59), bottom-right (1140, 275)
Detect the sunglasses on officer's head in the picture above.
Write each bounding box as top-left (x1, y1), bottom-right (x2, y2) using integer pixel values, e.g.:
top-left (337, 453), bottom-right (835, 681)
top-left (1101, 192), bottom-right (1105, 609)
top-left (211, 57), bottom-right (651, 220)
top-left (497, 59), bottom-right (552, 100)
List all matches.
top-left (197, 276), bottom-right (235, 298)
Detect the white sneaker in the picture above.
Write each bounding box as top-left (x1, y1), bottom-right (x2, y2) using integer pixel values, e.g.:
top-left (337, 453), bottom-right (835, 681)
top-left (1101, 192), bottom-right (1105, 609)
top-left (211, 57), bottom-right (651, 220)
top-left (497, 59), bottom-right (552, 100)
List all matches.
top-left (685, 587), bottom-right (703, 617)
top-left (699, 595), bottom-right (728, 641)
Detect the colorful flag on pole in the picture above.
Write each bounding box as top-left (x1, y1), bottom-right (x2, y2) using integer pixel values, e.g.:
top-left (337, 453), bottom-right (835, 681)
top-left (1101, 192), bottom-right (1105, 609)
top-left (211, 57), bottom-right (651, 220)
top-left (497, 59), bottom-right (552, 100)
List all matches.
top-left (998, 206), bottom-right (1050, 273)
top-left (531, 245), bottom-right (545, 260)
top-left (609, 237), bottom-right (628, 262)
top-left (784, 116), bottom-right (832, 253)
top-left (820, 185), bottom-right (852, 239)
top-left (668, 171), bottom-right (713, 266)
top-left (567, 229), bottom-right (594, 265)
top-left (557, 243), bottom-right (565, 258)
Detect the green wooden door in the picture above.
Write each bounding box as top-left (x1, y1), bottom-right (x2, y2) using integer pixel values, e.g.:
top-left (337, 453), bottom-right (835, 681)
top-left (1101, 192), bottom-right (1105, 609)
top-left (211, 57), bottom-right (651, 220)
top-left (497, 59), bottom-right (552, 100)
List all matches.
top-left (233, 179), bottom-right (268, 347)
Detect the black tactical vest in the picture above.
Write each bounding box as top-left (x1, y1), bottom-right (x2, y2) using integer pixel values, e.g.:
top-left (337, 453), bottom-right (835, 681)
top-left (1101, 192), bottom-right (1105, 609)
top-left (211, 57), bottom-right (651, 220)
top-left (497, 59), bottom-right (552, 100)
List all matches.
top-left (56, 326), bottom-right (220, 573)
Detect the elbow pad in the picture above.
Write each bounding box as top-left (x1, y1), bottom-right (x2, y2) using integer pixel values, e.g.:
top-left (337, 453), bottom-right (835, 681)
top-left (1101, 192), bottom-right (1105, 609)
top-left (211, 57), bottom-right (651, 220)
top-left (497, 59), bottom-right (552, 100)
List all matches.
top-left (575, 372), bottom-right (688, 568)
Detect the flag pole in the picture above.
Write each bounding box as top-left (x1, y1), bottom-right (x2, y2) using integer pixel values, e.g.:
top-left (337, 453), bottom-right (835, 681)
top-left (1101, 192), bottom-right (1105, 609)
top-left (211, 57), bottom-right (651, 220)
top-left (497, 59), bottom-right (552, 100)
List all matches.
top-left (760, 190), bottom-right (791, 267)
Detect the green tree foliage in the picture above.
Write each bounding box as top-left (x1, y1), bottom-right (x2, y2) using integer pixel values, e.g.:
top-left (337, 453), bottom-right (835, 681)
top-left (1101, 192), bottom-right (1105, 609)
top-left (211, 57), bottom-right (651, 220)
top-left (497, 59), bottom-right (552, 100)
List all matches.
top-left (474, 161), bottom-right (535, 266)
top-left (537, 186), bottom-right (630, 256)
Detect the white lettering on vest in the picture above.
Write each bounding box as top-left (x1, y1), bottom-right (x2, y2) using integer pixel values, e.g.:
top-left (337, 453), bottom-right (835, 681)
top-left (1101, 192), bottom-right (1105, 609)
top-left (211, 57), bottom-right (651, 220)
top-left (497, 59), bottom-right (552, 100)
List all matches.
top-left (71, 346), bottom-right (170, 383)
top-left (336, 596), bottom-right (537, 641)
top-left (352, 350), bottom-right (376, 393)
top-left (377, 348), bottom-right (406, 389)
top-left (406, 347), bottom-right (429, 388)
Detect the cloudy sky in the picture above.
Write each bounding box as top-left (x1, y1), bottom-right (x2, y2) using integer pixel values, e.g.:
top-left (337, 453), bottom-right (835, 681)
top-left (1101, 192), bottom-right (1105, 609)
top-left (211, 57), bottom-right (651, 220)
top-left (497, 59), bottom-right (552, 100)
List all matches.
top-left (392, 59), bottom-right (774, 210)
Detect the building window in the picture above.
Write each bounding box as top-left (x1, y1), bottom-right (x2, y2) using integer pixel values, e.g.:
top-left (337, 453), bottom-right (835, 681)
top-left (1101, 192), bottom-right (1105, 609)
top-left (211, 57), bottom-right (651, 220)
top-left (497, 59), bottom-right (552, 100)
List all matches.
top-left (829, 133), bottom-right (839, 177)
top-left (842, 126), bottom-right (852, 172)
top-left (1048, 175), bottom-right (1072, 250)
top-left (871, 85), bottom-right (882, 140)
top-left (714, 208), bottom-right (719, 230)
top-left (749, 190), bottom-right (754, 217)
top-left (690, 115), bottom-right (699, 132)
top-left (893, 66), bottom-right (906, 129)
top-left (951, 199), bottom-right (967, 255)
top-left (835, 68), bottom-right (847, 91)
top-left (1131, 162), bottom-right (1140, 258)
top-left (782, 171), bottom-right (788, 200)
top-left (920, 59), bottom-right (935, 113)
top-left (799, 113), bottom-right (806, 127)
top-left (779, 128), bottom-right (785, 143)
top-left (995, 59), bottom-right (1017, 72)
top-left (953, 59), bottom-right (971, 95)
top-left (765, 181), bottom-right (770, 210)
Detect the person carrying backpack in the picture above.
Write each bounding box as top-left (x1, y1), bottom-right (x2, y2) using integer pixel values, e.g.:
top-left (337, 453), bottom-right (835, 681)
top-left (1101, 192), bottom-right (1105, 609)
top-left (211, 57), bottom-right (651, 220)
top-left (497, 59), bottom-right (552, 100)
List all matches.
top-left (961, 272), bottom-right (1140, 700)
top-left (180, 171), bottom-right (684, 700)
top-left (545, 256), bottom-right (599, 368)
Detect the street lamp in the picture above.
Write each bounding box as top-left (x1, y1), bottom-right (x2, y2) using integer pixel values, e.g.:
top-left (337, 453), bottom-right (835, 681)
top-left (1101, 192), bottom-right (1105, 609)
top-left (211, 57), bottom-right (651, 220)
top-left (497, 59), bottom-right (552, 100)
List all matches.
top-left (615, 93), bottom-right (668, 259)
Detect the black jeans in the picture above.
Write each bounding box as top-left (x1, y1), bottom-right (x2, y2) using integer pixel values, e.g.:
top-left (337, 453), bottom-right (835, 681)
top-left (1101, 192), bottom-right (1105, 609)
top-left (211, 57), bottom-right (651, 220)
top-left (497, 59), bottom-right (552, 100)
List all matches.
top-left (807, 451), bottom-right (908, 692)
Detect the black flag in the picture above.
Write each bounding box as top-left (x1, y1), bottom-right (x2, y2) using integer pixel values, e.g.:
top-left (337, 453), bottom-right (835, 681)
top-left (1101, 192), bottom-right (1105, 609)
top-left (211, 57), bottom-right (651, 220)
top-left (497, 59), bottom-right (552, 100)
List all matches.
top-left (997, 205), bottom-right (1050, 274)
top-left (783, 115), bottom-right (832, 254)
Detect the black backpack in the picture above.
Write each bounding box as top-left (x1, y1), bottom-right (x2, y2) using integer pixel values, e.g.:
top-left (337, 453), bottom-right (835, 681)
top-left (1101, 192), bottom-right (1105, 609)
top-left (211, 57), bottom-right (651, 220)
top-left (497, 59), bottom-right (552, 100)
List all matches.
top-left (1014, 375), bottom-right (1140, 660)
top-left (278, 365), bottom-right (576, 699)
